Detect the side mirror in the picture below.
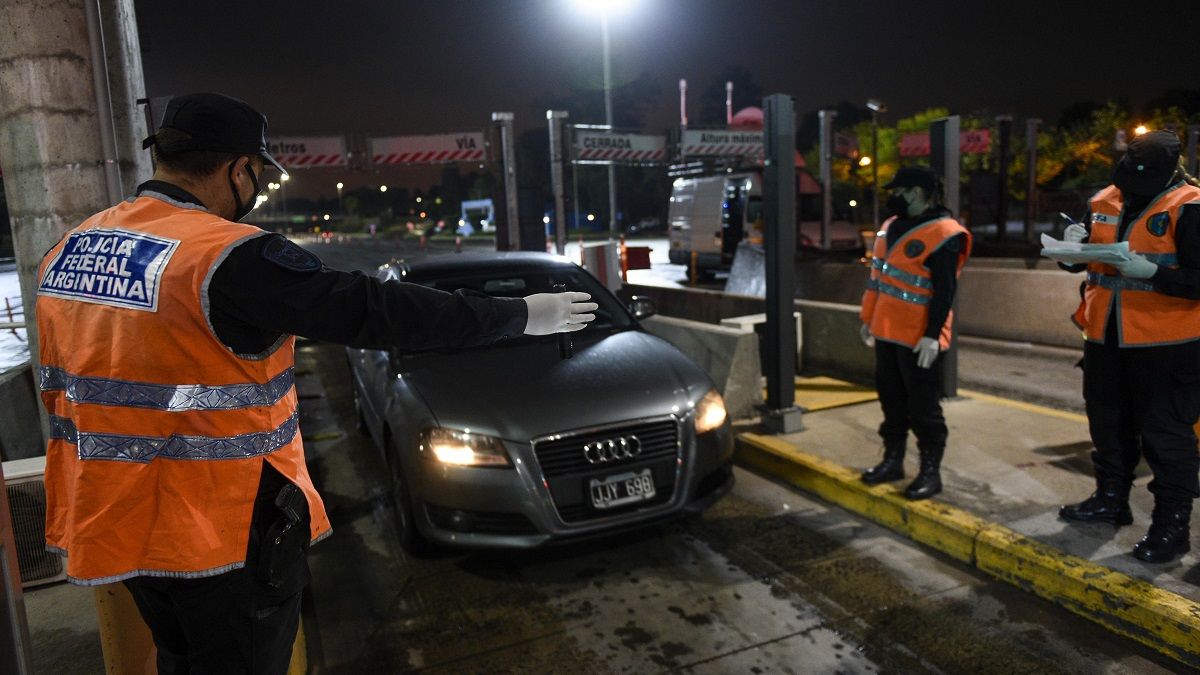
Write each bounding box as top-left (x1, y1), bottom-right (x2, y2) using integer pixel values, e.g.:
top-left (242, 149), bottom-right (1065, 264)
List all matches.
top-left (629, 296), bottom-right (657, 320)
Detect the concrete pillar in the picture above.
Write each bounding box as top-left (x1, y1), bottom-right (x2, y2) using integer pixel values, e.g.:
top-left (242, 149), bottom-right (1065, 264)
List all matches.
top-left (0, 0), bottom-right (108, 379)
top-left (0, 0), bottom-right (149, 376)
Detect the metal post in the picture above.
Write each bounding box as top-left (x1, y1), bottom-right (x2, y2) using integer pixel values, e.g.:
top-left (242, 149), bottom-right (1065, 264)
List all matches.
top-left (725, 81), bottom-right (733, 126)
top-left (866, 99), bottom-right (886, 228)
top-left (492, 112), bottom-right (520, 251)
top-left (1024, 118), bottom-right (1041, 243)
top-left (995, 116), bottom-right (1013, 242)
top-left (871, 112), bottom-right (880, 227)
top-left (547, 110), bottom-right (569, 255)
top-left (762, 94), bottom-right (802, 433)
top-left (818, 109), bottom-right (836, 250)
top-left (84, 0), bottom-right (123, 204)
top-left (930, 116), bottom-right (961, 399)
top-left (0, 466), bottom-right (31, 675)
top-left (1187, 124), bottom-right (1199, 177)
top-left (601, 13), bottom-right (618, 237)
top-left (99, 0), bottom-right (152, 191)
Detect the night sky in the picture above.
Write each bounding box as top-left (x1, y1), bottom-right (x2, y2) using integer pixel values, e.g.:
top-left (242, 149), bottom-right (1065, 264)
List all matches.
top-left (134, 0), bottom-right (1198, 197)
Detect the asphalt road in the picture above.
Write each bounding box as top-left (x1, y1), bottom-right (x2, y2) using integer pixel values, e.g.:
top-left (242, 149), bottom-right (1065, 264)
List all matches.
top-left (296, 340), bottom-right (1172, 673)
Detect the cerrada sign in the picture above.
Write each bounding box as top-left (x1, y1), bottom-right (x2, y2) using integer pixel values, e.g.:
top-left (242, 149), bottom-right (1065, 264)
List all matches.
top-left (573, 131), bottom-right (667, 162)
top-left (370, 133), bottom-right (487, 164)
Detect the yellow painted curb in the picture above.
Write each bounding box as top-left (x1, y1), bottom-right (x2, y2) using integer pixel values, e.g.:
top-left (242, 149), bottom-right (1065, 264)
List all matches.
top-left (736, 432), bottom-right (1200, 669)
top-left (958, 388), bottom-right (1089, 424)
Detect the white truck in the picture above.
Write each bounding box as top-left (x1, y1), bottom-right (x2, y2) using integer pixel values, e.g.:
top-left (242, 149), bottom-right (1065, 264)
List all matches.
top-left (667, 171), bottom-right (861, 280)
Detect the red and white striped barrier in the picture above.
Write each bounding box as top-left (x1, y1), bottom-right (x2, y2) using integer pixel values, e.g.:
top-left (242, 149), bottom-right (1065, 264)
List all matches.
top-left (268, 136), bottom-right (348, 169)
top-left (370, 133), bottom-right (487, 165)
top-left (575, 147), bottom-right (667, 161)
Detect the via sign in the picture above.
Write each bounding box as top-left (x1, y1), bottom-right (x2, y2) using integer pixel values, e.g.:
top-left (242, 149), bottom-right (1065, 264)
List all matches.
top-left (370, 133), bottom-right (486, 164)
top-left (573, 131), bottom-right (667, 162)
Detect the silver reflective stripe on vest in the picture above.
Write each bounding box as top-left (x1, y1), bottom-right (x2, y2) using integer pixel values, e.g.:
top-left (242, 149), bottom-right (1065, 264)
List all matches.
top-left (48, 413), bottom-right (298, 462)
top-left (39, 367), bottom-right (294, 411)
top-left (872, 258), bottom-right (933, 289)
top-left (868, 277), bottom-right (931, 305)
top-left (1141, 252), bottom-right (1178, 265)
top-left (1086, 272), bottom-right (1156, 292)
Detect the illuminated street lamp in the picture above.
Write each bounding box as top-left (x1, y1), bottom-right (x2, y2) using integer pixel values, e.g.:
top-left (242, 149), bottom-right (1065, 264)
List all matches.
top-left (1134, 124), bottom-right (1149, 136)
top-left (380, 185), bottom-right (388, 193)
top-left (571, 0), bottom-right (637, 237)
top-left (866, 98), bottom-right (887, 227)
top-left (336, 182), bottom-right (344, 211)
top-left (858, 156), bottom-right (872, 167)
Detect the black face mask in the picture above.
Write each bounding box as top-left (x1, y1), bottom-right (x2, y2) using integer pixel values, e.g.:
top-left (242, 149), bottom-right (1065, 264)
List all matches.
top-left (886, 193), bottom-right (911, 218)
top-left (1111, 162), bottom-right (1174, 198)
top-left (228, 161), bottom-right (261, 221)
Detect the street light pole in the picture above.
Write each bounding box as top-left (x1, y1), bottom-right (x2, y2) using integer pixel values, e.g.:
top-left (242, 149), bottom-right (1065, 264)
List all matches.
top-left (601, 12), bottom-right (617, 237)
top-left (866, 99), bottom-right (886, 228)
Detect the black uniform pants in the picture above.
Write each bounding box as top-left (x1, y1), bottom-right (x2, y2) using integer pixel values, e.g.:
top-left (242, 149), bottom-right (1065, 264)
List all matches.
top-left (122, 465), bottom-right (311, 675)
top-left (875, 340), bottom-right (947, 456)
top-left (1083, 330), bottom-right (1200, 502)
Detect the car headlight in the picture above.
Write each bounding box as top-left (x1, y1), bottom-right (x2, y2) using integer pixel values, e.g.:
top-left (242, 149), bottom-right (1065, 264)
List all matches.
top-left (420, 428), bottom-right (511, 467)
top-left (694, 388), bottom-right (728, 434)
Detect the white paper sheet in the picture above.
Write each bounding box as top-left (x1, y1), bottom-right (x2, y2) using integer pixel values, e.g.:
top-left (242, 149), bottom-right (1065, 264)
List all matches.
top-left (1039, 234), bottom-right (1132, 265)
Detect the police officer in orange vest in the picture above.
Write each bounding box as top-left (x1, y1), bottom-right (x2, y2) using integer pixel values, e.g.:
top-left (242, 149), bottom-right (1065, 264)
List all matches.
top-left (35, 93), bottom-right (596, 674)
top-left (1058, 130), bottom-right (1200, 563)
top-left (859, 166), bottom-right (971, 500)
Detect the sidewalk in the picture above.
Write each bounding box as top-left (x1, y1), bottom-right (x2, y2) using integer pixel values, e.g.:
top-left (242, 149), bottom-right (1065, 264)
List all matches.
top-left (736, 388), bottom-right (1200, 668)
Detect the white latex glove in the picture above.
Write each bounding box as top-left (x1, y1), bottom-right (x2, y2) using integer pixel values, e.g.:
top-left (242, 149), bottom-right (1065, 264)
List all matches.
top-left (1113, 254), bottom-right (1158, 280)
top-left (1063, 223), bottom-right (1088, 244)
top-left (860, 323), bottom-right (875, 348)
top-left (913, 337), bottom-right (940, 369)
top-left (523, 292), bottom-right (597, 335)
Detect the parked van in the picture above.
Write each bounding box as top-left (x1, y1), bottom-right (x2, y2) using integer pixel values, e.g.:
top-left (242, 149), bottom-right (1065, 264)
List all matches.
top-left (668, 172), bottom-right (861, 280)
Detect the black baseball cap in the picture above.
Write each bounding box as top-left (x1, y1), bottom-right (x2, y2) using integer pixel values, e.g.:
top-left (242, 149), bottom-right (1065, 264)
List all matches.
top-left (1113, 130), bottom-right (1181, 195)
top-left (142, 93), bottom-right (287, 176)
top-left (884, 166), bottom-right (939, 195)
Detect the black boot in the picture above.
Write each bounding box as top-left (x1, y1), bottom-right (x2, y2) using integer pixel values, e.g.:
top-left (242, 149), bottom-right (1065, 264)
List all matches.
top-left (1059, 480), bottom-right (1133, 526)
top-left (1133, 500), bottom-right (1192, 563)
top-left (903, 449), bottom-right (943, 500)
top-left (861, 445), bottom-right (905, 485)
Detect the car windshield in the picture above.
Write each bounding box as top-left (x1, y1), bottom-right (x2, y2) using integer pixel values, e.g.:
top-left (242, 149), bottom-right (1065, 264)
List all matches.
top-left (413, 266), bottom-right (634, 344)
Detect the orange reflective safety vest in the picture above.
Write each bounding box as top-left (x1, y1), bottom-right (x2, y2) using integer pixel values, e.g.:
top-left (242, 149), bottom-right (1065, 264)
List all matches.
top-left (1072, 182), bottom-right (1200, 347)
top-left (860, 215), bottom-right (972, 350)
top-left (36, 190), bottom-right (330, 585)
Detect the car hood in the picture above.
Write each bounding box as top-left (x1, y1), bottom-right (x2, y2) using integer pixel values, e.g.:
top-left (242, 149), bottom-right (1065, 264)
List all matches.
top-left (397, 330), bottom-right (714, 442)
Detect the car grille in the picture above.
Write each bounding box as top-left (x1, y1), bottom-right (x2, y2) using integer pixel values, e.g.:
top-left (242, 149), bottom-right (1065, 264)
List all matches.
top-left (533, 417), bottom-right (682, 525)
top-left (532, 418), bottom-right (679, 478)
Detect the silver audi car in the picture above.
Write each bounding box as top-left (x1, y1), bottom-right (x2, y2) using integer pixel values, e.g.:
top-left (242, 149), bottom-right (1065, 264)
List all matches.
top-left (346, 252), bottom-right (734, 553)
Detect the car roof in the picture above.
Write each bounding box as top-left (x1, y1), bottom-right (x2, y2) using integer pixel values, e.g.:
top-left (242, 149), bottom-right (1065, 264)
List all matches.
top-left (381, 251), bottom-right (580, 280)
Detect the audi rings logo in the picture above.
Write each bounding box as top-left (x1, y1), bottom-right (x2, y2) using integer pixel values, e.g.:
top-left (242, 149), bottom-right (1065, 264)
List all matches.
top-left (583, 435), bottom-right (642, 464)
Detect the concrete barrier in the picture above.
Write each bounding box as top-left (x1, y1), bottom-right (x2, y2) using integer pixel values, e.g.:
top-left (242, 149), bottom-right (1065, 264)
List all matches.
top-left (0, 363), bottom-right (41, 461)
top-left (721, 248), bottom-right (1086, 348)
top-left (625, 286), bottom-right (875, 382)
top-left (640, 315), bottom-right (763, 419)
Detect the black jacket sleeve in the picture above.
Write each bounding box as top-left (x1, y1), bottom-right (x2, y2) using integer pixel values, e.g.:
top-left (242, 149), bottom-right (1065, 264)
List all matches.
top-left (1149, 204), bottom-right (1200, 300)
top-left (923, 234), bottom-right (964, 339)
top-left (207, 235), bottom-right (528, 354)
